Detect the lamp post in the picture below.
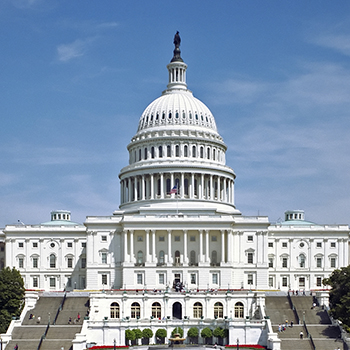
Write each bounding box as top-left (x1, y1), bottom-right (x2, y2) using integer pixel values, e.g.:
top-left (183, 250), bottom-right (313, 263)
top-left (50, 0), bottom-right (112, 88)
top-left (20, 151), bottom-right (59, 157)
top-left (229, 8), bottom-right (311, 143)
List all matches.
top-left (0, 335), bottom-right (3, 350)
top-left (114, 338), bottom-right (116, 350)
top-left (236, 338), bottom-right (239, 350)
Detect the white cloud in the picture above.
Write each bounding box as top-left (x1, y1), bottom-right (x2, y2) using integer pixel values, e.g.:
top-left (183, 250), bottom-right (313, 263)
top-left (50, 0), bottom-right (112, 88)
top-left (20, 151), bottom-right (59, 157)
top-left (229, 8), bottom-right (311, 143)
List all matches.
top-left (313, 33), bottom-right (350, 57)
top-left (57, 38), bottom-right (93, 62)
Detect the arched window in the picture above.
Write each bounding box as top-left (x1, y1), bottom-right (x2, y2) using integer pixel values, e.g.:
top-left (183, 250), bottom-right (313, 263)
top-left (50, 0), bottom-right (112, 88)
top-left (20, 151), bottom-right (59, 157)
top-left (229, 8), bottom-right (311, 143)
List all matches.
top-left (167, 145), bottom-right (171, 157)
top-left (175, 145), bottom-right (180, 157)
top-left (214, 302), bottom-right (223, 318)
top-left (175, 250), bottom-right (180, 264)
top-left (234, 302), bottom-right (244, 318)
top-left (190, 250), bottom-right (196, 266)
top-left (157, 178), bottom-right (161, 196)
top-left (213, 149), bottom-right (216, 160)
top-left (193, 302), bottom-right (203, 318)
top-left (139, 149), bottom-right (141, 161)
top-left (152, 302), bottom-right (161, 319)
top-left (184, 145), bottom-right (188, 157)
top-left (144, 148), bottom-right (148, 160)
top-left (110, 302), bottom-right (120, 318)
top-left (137, 251), bottom-right (144, 265)
top-left (207, 147), bottom-right (210, 159)
top-left (192, 145), bottom-right (196, 157)
top-left (299, 254), bottom-right (306, 268)
top-left (151, 147), bottom-right (155, 159)
top-left (194, 178), bottom-right (198, 197)
top-left (50, 254), bottom-right (56, 268)
top-left (131, 302), bottom-right (140, 319)
top-left (159, 146), bottom-right (163, 158)
top-left (159, 250), bottom-right (165, 265)
top-left (211, 250), bottom-right (217, 266)
top-left (200, 146), bottom-right (204, 158)
top-left (166, 178), bottom-right (171, 194)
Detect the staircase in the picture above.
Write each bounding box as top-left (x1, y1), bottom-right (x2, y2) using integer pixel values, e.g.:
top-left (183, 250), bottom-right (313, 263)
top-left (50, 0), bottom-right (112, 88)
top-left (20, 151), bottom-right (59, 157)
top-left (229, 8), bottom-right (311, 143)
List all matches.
top-left (5, 294), bottom-right (89, 350)
top-left (265, 294), bottom-right (344, 350)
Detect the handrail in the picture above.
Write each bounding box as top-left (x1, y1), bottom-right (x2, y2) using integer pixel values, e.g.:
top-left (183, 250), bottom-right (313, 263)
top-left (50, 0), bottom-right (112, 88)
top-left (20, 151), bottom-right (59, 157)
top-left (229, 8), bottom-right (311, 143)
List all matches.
top-left (287, 291), bottom-right (300, 324)
top-left (53, 291), bottom-right (67, 325)
top-left (303, 321), bottom-right (316, 350)
top-left (37, 321), bottom-right (50, 350)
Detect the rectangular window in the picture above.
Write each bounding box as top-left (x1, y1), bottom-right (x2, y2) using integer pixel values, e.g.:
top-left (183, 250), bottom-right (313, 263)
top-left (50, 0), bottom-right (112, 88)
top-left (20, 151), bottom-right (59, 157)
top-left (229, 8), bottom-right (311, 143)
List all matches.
top-left (82, 242), bottom-right (86, 248)
top-left (268, 258), bottom-right (274, 268)
top-left (268, 242), bottom-right (273, 248)
top-left (33, 257), bottom-right (38, 268)
top-left (211, 236), bottom-right (217, 242)
top-left (247, 274), bottom-right (253, 285)
top-left (316, 257), bottom-right (322, 268)
top-left (33, 242), bottom-right (38, 248)
top-left (212, 273), bottom-right (218, 284)
top-left (81, 257), bottom-right (86, 269)
top-left (269, 277), bottom-right (274, 287)
top-left (19, 258), bottom-right (24, 268)
top-left (247, 252), bottom-right (253, 264)
top-left (316, 277), bottom-right (322, 287)
top-left (190, 273), bottom-right (196, 284)
top-left (19, 242), bottom-right (24, 248)
top-left (282, 257), bottom-right (288, 268)
top-left (137, 236), bottom-right (143, 242)
top-left (159, 236), bottom-right (165, 242)
top-left (247, 235), bottom-right (253, 242)
top-left (316, 242), bottom-right (322, 248)
top-left (102, 253), bottom-right (107, 264)
top-left (67, 242), bottom-right (73, 248)
top-left (50, 277), bottom-right (56, 287)
top-left (330, 258), bottom-right (336, 268)
top-left (190, 236), bottom-right (196, 242)
top-left (102, 274), bottom-right (107, 285)
top-left (299, 277), bottom-right (305, 287)
top-left (330, 242), bottom-right (336, 248)
top-left (175, 236), bottom-right (180, 242)
top-left (282, 242), bottom-right (287, 248)
top-left (282, 277), bottom-right (288, 287)
top-left (137, 273), bottom-right (143, 284)
top-left (67, 258), bottom-right (73, 268)
top-left (33, 277), bottom-right (38, 288)
top-left (101, 235), bottom-right (107, 242)
top-left (159, 273), bottom-right (164, 285)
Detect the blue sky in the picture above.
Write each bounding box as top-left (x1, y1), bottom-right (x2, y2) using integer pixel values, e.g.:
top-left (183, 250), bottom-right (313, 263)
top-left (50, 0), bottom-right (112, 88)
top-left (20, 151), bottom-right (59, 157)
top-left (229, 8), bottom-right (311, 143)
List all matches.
top-left (1, 0), bottom-right (350, 227)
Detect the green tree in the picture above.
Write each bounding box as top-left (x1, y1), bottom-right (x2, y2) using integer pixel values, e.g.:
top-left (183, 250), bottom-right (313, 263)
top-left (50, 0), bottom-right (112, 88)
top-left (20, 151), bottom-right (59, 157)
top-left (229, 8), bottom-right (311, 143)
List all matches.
top-left (187, 327), bottom-right (199, 343)
top-left (142, 328), bottom-right (153, 345)
top-left (213, 327), bottom-right (225, 345)
top-left (125, 329), bottom-right (135, 346)
top-left (0, 267), bottom-right (25, 333)
top-left (171, 327), bottom-right (184, 337)
top-left (155, 328), bottom-right (167, 344)
top-left (324, 266), bottom-right (350, 328)
top-left (133, 328), bottom-right (143, 344)
top-left (201, 327), bottom-right (213, 344)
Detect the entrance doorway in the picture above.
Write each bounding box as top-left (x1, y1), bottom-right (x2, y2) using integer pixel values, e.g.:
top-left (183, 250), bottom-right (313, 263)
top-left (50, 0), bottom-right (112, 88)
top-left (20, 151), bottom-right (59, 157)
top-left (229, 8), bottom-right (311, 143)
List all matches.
top-left (172, 302), bottom-right (182, 319)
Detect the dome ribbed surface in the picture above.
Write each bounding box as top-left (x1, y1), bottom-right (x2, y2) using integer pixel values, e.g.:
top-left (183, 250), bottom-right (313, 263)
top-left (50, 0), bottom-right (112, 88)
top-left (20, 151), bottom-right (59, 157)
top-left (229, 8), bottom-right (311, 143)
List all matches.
top-left (137, 90), bottom-right (218, 133)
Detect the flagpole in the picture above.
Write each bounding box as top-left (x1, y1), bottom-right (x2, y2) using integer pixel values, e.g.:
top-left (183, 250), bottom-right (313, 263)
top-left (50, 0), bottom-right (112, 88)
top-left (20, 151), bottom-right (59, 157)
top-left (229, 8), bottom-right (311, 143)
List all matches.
top-left (176, 181), bottom-right (179, 215)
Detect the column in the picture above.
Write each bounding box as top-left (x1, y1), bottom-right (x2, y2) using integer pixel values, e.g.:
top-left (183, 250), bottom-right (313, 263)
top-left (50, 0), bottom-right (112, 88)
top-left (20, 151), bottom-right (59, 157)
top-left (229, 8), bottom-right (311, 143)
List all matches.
top-left (183, 230), bottom-right (188, 264)
top-left (130, 230), bottom-right (134, 263)
top-left (160, 173), bottom-right (164, 199)
top-left (120, 180), bottom-right (123, 204)
top-left (150, 174), bottom-right (154, 199)
top-left (223, 178), bottom-right (227, 202)
top-left (134, 177), bottom-right (138, 201)
top-left (152, 230), bottom-right (156, 263)
top-left (200, 173), bottom-right (204, 199)
top-left (205, 230), bottom-right (209, 263)
top-left (167, 230), bottom-right (172, 264)
top-left (228, 230), bottom-right (233, 263)
top-left (210, 175), bottom-right (213, 200)
top-left (199, 230), bottom-right (203, 263)
top-left (171, 172), bottom-right (174, 190)
top-left (123, 231), bottom-right (128, 263)
top-left (181, 172), bottom-right (185, 199)
top-left (141, 175), bottom-right (145, 200)
top-left (128, 178), bottom-right (132, 202)
top-left (191, 173), bottom-right (195, 199)
top-left (146, 230), bottom-right (150, 263)
top-left (217, 176), bottom-right (221, 201)
top-left (221, 230), bottom-right (225, 264)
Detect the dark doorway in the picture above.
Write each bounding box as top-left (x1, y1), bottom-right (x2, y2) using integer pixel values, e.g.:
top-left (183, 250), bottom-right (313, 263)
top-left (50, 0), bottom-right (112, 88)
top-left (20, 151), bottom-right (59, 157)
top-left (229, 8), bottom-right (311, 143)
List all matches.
top-left (172, 302), bottom-right (182, 319)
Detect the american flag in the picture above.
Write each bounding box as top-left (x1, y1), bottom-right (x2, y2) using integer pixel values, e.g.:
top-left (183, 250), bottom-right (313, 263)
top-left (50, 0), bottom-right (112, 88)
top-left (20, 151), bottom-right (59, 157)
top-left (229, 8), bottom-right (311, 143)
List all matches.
top-left (170, 185), bottom-right (178, 194)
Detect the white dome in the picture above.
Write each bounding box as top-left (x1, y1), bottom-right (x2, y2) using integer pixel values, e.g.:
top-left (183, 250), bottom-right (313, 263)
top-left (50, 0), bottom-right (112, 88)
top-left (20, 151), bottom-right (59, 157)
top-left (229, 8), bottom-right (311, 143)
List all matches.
top-left (137, 89), bottom-right (218, 133)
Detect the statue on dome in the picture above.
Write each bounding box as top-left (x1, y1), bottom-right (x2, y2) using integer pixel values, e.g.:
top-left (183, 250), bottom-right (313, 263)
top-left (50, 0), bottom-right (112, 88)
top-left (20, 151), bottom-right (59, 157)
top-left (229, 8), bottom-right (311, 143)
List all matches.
top-left (174, 31), bottom-right (181, 48)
